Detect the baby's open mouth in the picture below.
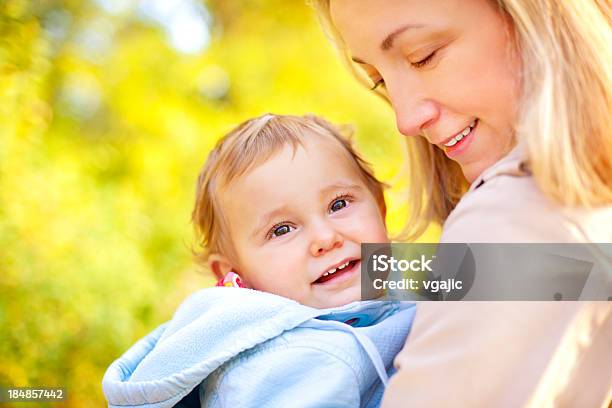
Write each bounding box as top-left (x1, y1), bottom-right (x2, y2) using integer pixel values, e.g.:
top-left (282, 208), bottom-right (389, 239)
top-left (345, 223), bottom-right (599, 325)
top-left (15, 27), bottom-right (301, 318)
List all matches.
top-left (314, 259), bottom-right (360, 284)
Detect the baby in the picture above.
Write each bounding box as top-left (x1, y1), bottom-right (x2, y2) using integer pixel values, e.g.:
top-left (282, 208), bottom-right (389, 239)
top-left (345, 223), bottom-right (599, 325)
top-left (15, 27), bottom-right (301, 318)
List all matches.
top-left (194, 113), bottom-right (389, 308)
top-left (103, 114), bottom-right (416, 408)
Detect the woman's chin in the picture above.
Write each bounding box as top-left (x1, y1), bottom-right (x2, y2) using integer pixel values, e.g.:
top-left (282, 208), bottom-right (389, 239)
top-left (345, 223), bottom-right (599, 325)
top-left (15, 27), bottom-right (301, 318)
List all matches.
top-left (458, 152), bottom-right (510, 183)
top-left (458, 161), bottom-right (486, 183)
top-left (457, 138), bottom-right (518, 183)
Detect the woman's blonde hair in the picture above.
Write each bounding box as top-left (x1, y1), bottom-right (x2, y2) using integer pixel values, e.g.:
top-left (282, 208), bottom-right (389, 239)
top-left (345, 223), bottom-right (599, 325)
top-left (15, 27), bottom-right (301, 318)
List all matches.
top-left (191, 113), bottom-right (388, 267)
top-left (311, 0), bottom-right (612, 240)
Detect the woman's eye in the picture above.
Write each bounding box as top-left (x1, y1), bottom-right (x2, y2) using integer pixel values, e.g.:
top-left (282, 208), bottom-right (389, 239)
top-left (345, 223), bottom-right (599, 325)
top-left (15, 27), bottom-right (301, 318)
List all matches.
top-left (270, 224), bottom-right (293, 238)
top-left (411, 50), bottom-right (437, 68)
top-left (330, 198), bottom-right (348, 212)
top-left (370, 78), bottom-right (385, 90)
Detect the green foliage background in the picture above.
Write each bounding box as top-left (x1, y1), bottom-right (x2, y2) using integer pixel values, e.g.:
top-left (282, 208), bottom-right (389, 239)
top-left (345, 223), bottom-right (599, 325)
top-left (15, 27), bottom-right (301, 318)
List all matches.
top-left (0, 0), bottom-right (439, 405)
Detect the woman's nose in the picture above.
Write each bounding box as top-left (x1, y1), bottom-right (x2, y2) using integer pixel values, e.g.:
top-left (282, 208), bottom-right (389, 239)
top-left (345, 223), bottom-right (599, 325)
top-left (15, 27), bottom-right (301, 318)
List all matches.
top-left (309, 221), bottom-right (344, 256)
top-left (386, 77), bottom-right (440, 137)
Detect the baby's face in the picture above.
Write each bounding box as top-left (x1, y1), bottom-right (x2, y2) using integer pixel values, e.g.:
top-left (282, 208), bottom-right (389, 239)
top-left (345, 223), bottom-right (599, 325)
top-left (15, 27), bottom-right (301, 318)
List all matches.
top-left (219, 136), bottom-right (389, 308)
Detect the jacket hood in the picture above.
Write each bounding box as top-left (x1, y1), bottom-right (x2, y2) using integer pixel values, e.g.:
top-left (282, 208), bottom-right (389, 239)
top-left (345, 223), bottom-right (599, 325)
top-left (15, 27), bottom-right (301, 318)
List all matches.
top-left (102, 288), bottom-right (403, 408)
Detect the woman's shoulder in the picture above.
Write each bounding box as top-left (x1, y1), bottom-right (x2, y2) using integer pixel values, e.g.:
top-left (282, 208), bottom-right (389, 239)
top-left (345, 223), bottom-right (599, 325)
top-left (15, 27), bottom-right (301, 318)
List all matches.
top-left (442, 172), bottom-right (612, 243)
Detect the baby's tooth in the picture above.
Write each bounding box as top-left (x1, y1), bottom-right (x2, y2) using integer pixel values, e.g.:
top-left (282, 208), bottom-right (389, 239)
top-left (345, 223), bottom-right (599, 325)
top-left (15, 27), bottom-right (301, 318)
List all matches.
top-left (470, 120), bottom-right (476, 127)
top-left (329, 268), bottom-right (336, 274)
top-left (455, 134), bottom-right (463, 142)
top-left (462, 127), bottom-right (470, 136)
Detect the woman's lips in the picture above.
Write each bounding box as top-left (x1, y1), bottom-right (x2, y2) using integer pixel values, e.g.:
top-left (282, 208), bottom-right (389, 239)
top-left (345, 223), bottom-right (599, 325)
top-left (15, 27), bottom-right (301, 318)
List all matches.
top-left (444, 119), bottom-right (478, 158)
top-left (314, 260), bottom-right (360, 284)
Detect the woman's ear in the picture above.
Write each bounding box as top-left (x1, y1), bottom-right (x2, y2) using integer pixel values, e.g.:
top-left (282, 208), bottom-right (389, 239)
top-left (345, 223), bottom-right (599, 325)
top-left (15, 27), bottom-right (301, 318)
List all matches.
top-left (207, 253), bottom-right (234, 280)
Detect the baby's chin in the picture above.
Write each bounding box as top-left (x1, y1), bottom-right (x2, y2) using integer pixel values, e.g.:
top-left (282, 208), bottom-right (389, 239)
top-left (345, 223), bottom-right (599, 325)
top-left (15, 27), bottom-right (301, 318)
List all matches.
top-left (308, 285), bottom-right (362, 309)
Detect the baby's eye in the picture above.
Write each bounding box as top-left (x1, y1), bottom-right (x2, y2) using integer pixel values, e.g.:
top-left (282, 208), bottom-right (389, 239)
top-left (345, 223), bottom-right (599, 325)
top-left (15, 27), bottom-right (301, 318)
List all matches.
top-left (269, 224), bottom-right (294, 238)
top-left (330, 198), bottom-right (348, 212)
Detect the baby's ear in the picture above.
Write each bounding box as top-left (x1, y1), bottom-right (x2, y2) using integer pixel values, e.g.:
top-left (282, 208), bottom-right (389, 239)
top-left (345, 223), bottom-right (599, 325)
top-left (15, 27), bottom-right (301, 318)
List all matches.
top-left (207, 253), bottom-right (234, 280)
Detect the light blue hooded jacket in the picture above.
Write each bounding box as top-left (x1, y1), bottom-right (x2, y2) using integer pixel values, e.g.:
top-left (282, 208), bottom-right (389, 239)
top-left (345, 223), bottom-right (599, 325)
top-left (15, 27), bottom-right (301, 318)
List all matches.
top-left (102, 288), bottom-right (416, 408)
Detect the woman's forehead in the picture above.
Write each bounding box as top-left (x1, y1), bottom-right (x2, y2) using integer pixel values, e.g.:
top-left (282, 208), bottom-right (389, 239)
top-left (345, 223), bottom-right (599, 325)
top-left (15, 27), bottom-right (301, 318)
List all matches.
top-left (330, 0), bottom-right (491, 50)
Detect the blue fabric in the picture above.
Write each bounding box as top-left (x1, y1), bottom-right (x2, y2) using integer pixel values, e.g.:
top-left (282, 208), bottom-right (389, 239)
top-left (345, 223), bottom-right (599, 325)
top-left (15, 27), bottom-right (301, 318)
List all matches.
top-left (102, 287), bottom-right (416, 408)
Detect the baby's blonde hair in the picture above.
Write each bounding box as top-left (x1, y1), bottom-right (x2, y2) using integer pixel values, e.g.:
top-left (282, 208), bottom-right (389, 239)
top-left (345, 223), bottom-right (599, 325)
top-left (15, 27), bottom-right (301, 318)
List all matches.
top-left (310, 0), bottom-right (612, 240)
top-left (192, 113), bottom-right (387, 267)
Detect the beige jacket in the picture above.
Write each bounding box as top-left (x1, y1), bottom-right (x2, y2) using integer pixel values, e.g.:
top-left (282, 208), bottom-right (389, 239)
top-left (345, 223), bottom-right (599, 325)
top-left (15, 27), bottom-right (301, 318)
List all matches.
top-left (383, 146), bottom-right (612, 408)
top-left (441, 144), bottom-right (612, 243)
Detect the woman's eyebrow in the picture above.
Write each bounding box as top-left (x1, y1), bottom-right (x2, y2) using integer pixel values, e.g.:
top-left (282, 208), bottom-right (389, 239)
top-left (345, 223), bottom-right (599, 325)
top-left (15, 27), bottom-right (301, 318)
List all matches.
top-left (381, 24), bottom-right (425, 50)
top-left (351, 23), bottom-right (426, 64)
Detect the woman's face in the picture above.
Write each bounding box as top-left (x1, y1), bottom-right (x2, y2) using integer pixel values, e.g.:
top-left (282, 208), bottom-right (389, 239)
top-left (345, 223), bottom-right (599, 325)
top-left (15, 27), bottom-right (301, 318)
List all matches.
top-left (330, 0), bottom-right (521, 181)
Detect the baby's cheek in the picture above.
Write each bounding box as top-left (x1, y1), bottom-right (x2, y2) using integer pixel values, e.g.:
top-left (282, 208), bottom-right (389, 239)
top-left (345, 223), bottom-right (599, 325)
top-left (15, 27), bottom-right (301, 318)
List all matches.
top-left (363, 208), bottom-right (389, 243)
top-left (263, 269), bottom-right (301, 296)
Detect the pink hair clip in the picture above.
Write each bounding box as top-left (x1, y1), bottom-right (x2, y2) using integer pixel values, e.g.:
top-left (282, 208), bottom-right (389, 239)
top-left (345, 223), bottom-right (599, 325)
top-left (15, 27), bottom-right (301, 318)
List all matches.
top-left (215, 271), bottom-right (247, 288)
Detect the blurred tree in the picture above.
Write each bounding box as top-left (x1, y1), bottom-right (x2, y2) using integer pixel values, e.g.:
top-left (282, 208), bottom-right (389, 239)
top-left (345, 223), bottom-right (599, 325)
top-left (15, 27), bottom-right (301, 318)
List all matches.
top-left (0, 0), bottom-right (439, 406)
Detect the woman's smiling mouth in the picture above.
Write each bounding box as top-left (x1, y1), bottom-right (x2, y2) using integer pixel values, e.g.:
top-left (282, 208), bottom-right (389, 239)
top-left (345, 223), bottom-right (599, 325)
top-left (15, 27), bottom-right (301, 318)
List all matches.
top-left (441, 119), bottom-right (479, 158)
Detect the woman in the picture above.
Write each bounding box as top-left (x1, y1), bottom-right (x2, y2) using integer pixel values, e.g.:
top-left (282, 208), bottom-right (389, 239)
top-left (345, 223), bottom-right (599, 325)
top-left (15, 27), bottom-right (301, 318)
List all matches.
top-left (312, 0), bottom-right (612, 406)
